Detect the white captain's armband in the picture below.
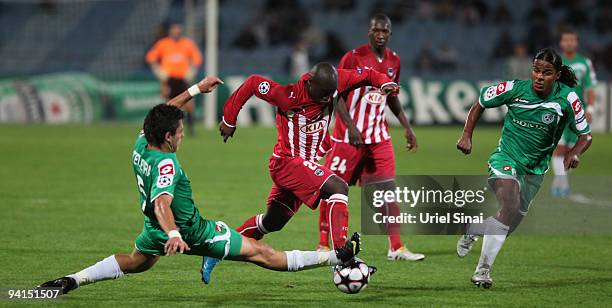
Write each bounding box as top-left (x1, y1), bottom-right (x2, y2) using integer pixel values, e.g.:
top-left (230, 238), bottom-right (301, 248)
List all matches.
top-left (567, 92), bottom-right (588, 131)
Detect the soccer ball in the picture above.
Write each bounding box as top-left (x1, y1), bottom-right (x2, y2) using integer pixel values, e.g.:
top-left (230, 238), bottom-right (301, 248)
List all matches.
top-left (333, 260), bottom-right (373, 294)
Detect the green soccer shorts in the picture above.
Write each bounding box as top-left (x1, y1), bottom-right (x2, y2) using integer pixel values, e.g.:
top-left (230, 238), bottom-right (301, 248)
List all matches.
top-left (135, 218), bottom-right (243, 258)
top-left (558, 125), bottom-right (578, 147)
top-left (487, 151), bottom-right (544, 215)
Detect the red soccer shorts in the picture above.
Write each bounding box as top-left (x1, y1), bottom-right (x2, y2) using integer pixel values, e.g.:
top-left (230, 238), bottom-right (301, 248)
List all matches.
top-left (266, 155), bottom-right (336, 215)
top-left (324, 139), bottom-right (395, 186)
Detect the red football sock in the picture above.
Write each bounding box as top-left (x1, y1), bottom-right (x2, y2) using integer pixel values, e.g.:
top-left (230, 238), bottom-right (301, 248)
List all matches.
top-left (236, 214), bottom-right (267, 240)
top-left (382, 202), bottom-right (403, 251)
top-left (318, 200), bottom-right (330, 247)
top-left (328, 194), bottom-right (349, 249)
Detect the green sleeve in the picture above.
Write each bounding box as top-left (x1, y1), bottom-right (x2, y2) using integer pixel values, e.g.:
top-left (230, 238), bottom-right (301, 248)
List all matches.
top-left (565, 91), bottom-right (591, 135)
top-left (478, 80), bottom-right (517, 108)
top-left (134, 130), bottom-right (147, 148)
top-left (150, 156), bottom-right (180, 201)
top-left (583, 58), bottom-right (597, 88)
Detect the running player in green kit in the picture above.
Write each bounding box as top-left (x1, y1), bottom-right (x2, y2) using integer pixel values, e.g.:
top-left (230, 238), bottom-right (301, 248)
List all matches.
top-left (455, 48), bottom-right (592, 288)
top-left (39, 76), bottom-right (361, 295)
top-left (551, 28), bottom-right (598, 197)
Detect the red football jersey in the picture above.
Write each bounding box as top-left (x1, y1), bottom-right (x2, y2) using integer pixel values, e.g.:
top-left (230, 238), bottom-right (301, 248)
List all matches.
top-left (331, 44), bottom-right (401, 144)
top-left (223, 69), bottom-right (395, 162)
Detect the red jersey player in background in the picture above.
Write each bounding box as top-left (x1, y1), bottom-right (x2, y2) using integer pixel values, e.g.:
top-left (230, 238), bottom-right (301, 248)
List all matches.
top-left (317, 14), bottom-right (425, 261)
top-left (200, 63), bottom-right (399, 284)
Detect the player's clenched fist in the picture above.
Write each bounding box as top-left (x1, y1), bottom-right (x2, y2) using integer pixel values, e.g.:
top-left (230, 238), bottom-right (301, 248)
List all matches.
top-left (164, 237), bottom-right (190, 256)
top-left (348, 127), bottom-right (364, 146)
top-left (456, 135), bottom-right (472, 155)
top-left (564, 153), bottom-right (580, 170)
top-left (219, 121), bottom-right (236, 143)
top-left (381, 83), bottom-right (400, 95)
top-left (198, 76), bottom-right (224, 93)
top-left (405, 129), bottom-right (418, 152)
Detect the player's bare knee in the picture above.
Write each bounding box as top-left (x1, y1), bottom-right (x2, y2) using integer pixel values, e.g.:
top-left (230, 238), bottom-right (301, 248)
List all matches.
top-left (496, 182), bottom-right (519, 206)
top-left (324, 175), bottom-right (349, 195)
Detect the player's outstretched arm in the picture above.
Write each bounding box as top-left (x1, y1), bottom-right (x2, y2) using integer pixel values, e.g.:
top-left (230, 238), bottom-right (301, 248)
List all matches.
top-left (564, 133), bottom-right (593, 170)
top-left (219, 75), bottom-right (283, 143)
top-left (166, 76), bottom-right (224, 109)
top-left (337, 69), bottom-right (398, 95)
top-left (388, 95), bottom-right (417, 152)
top-left (586, 88), bottom-right (596, 123)
top-left (333, 97), bottom-right (363, 146)
top-left (457, 101), bottom-right (484, 155)
top-left (153, 194), bottom-right (191, 255)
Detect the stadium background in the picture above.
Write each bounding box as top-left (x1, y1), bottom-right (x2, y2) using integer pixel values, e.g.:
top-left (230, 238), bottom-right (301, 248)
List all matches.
top-left (1, 0), bottom-right (612, 306)
top-left (0, 0), bottom-right (611, 130)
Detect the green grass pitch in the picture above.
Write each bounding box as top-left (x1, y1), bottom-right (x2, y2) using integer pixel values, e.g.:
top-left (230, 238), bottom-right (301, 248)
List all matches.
top-left (1, 124), bottom-right (611, 307)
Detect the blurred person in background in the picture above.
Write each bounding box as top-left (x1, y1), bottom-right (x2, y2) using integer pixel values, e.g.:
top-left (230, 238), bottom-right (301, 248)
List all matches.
top-left (551, 28), bottom-right (597, 198)
top-left (286, 39), bottom-right (310, 80)
top-left (317, 31), bottom-right (348, 64)
top-left (414, 43), bottom-right (436, 73)
top-left (492, 2), bottom-right (513, 25)
top-left (435, 44), bottom-right (458, 71)
top-left (146, 22), bottom-right (203, 136)
top-left (492, 30), bottom-right (514, 60)
top-left (505, 42), bottom-right (532, 80)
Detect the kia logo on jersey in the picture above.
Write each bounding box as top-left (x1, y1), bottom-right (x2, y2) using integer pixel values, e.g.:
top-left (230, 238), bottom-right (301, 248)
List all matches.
top-left (363, 90), bottom-right (385, 105)
top-left (300, 119), bottom-right (328, 134)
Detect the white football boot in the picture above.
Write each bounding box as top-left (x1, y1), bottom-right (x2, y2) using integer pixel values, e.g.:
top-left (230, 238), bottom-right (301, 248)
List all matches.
top-left (471, 265), bottom-right (493, 289)
top-left (456, 235), bottom-right (478, 257)
top-left (387, 246), bottom-right (425, 261)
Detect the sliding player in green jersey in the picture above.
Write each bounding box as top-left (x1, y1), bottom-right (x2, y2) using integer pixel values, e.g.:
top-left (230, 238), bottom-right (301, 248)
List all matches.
top-left (39, 76), bottom-right (361, 295)
top-left (551, 28), bottom-right (598, 197)
top-left (455, 48), bottom-right (592, 288)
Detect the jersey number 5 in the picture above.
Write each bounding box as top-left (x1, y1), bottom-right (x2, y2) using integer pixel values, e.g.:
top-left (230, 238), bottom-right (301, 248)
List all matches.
top-left (136, 175), bottom-right (147, 212)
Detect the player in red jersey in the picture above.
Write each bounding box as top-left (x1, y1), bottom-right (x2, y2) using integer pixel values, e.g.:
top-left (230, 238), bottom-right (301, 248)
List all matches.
top-left (317, 14), bottom-right (425, 261)
top-left (200, 63), bottom-right (399, 284)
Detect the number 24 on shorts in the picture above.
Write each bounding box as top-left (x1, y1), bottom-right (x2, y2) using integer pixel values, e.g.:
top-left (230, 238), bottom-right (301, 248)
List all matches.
top-left (329, 156), bottom-right (347, 174)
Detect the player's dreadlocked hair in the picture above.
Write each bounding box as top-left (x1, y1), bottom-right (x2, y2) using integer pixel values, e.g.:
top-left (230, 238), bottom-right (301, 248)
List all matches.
top-left (143, 104), bottom-right (184, 147)
top-left (534, 47), bottom-right (578, 88)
